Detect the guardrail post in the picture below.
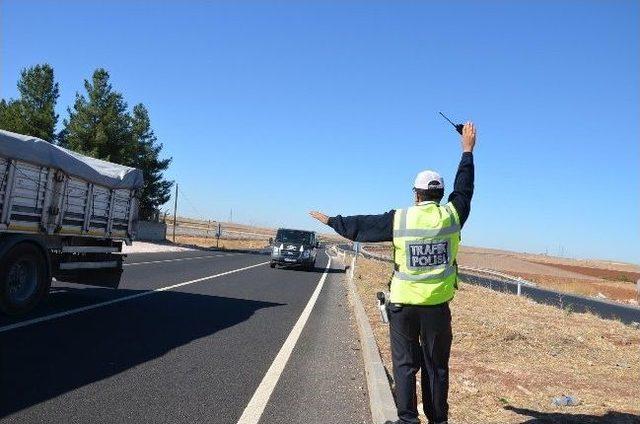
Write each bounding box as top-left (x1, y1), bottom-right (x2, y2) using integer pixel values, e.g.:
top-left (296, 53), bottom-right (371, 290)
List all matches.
top-left (351, 255), bottom-right (357, 281)
top-left (172, 183), bottom-right (178, 242)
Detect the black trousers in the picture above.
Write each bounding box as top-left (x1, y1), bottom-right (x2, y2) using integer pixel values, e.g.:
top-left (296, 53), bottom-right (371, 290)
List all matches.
top-left (388, 302), bottom-right (452, 424)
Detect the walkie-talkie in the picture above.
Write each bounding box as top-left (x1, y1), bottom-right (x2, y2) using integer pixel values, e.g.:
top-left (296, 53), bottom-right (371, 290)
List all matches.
top-left (439, 112), bottom-right (464, 135)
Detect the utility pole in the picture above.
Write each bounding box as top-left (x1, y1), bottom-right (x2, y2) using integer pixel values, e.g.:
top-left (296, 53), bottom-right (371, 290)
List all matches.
top-left (172, 183), bottom-right (178, 242)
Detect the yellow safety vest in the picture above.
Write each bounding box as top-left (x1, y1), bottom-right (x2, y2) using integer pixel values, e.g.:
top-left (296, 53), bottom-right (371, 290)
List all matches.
top-left (390, 201), bottom-right (461, 305)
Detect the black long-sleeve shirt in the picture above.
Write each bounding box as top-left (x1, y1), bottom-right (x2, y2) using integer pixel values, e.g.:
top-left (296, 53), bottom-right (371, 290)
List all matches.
top-left (327, 152), bottom-right (474, 242)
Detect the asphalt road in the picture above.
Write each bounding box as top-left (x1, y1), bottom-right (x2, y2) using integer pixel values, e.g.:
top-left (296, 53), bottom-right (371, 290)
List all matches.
top-left (0, 249), bottom-right (370, 424)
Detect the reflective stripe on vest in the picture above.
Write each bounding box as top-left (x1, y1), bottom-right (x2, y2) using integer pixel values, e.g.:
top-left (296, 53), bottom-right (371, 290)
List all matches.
top-left (393, 205), bottom-right (461, 238)
top-left (390, 202), bottom-right (461, 305)
top-left (394, 265), bottom-right (456, 282)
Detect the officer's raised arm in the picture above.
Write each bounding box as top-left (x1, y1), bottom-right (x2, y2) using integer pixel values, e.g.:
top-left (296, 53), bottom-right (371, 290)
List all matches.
top-left (447, 121), bottom-right (476, 228)
top-left (308, 210), bottom-right (394, 242)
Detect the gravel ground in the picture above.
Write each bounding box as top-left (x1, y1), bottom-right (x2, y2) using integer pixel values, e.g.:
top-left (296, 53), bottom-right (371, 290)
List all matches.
top-left (122, 241), bottom-right (198, 254)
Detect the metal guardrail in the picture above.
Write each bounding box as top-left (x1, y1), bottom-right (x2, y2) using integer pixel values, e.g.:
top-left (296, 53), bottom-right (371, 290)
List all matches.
top-left (334, 244), bottom-right (640, 325)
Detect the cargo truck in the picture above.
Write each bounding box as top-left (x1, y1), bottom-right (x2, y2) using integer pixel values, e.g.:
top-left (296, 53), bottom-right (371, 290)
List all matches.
top-left (0, 130), bottom-right (143, 315)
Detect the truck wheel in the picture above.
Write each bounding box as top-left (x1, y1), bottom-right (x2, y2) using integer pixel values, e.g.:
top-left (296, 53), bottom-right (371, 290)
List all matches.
top-left (0, 243), bottom-right (51, 316)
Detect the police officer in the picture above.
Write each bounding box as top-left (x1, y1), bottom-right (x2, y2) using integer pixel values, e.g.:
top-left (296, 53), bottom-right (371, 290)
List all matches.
top-left (309, 122), bottom-right (476, 424)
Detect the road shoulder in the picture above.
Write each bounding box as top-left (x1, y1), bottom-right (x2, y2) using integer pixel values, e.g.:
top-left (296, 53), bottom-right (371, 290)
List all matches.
top-left (258, 256), bottom-right (371, 424)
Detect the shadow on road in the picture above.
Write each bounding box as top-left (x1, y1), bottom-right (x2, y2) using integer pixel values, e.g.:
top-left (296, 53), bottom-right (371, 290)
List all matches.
top-left (308, 266), bottom-right (345, 274)
top-left (272, 265), bottom-right (345, 274)
top-left (504, 406), bottom-right (640, 423)
top-left (0, 287), bottom-right (282, 418)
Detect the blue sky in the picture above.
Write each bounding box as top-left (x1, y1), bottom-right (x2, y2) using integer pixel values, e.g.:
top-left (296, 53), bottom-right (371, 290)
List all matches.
top-left (1, 1), bottom-right (638, 263)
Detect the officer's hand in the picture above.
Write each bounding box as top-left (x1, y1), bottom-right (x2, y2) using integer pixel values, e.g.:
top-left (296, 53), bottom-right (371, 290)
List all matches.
top-left (462, 121), bottom-right (476, 153)
top-left (309, 211), bottom-right (330, 225)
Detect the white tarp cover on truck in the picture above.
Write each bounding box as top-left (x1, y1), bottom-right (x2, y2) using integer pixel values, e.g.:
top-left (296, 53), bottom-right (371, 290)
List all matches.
top-left (0, 129), bottom-right (143, 189)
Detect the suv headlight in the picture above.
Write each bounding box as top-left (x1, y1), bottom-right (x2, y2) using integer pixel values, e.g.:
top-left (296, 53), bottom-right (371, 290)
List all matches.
top-left (272, 246), bottom-right (280, 255)
top-left (302, 250), bottom-right (310, 258)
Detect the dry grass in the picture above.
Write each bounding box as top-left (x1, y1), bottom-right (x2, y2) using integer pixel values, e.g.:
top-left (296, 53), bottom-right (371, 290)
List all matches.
top-left (170, 235), bottom-right (268, 250)
top-left (350, 256), bottom-right (640, 424)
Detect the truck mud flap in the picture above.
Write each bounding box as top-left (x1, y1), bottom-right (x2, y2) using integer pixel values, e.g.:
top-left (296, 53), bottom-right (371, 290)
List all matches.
top-left (54, 268), bottom-right (123, 289)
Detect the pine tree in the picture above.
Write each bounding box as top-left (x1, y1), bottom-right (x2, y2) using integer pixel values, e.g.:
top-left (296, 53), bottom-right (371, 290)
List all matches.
top-left (0, 64), bottom-right (59, 142)
top-left (130, 104), bottom-right (173, 220)
top-left (61, 69), bottom-right (173, 219)
top-left (61, 69), bottom-right (136, 164)
top-left (0, 100), bottom-right (25, 133)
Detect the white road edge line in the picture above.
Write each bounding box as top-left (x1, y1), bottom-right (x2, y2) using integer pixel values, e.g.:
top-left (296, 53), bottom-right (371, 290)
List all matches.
top-left (0, 261), bottom-right (269, 334)
top-left (124, 254), bottom-right (223, 267)
top-left (236, 254), bottom-right (333, 424)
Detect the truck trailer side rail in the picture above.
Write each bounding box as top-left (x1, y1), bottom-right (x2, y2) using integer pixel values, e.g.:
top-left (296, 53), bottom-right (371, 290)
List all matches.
top-left (0, 156), bottom-right (138, 243)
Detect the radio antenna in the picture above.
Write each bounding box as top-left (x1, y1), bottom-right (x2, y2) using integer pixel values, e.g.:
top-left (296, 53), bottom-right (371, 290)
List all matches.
top-left (438, 112), bottom-right (464, 135)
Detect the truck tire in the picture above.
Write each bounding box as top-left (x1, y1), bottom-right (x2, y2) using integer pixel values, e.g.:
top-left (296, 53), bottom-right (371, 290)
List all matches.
top-left (0, 242), bottom-right (51, 316)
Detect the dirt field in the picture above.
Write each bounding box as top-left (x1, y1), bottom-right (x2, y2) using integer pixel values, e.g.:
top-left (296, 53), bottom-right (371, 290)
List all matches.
top-left (165, 215), bottom-right (345, 244)
top-left (512, 272), bottom-right (638, 304)
top-left (170, 235), bottom-right (268, 250)
top-left (527, 261), bottom-right (640, 283)
top-left (350, 255), bottom-right (640, 424)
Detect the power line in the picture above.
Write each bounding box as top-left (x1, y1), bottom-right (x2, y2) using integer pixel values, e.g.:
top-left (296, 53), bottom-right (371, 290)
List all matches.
top-left (176, 185), bottom-right (207, 220)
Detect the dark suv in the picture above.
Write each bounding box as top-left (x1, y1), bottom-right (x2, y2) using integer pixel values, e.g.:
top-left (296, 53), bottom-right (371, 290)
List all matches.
top-left (270, 229), bottom-right (319, 270)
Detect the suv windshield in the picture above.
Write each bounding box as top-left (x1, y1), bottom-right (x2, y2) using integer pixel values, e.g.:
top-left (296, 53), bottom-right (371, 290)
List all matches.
top-left (275, 230), bottom-right (313, 245)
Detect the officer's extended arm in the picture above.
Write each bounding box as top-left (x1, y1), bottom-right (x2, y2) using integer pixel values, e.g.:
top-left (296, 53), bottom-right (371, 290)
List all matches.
top-left (447, 122), bottom-right (476, 227)
top-left (309, 210), bottom-right (394, 242)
